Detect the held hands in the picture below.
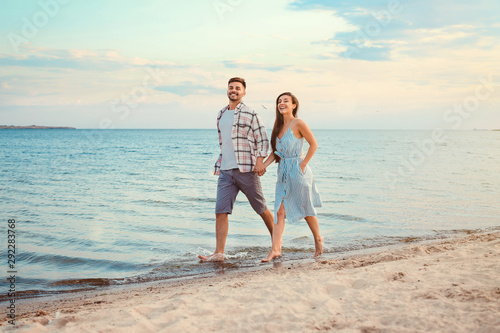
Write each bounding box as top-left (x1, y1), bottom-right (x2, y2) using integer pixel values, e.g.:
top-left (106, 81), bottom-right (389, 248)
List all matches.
top-left (254, 160), bottom-right (267, 176)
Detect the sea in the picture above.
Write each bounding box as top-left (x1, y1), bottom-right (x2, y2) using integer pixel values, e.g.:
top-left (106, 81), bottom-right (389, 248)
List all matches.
top-left (1, 129), bottom-right (499, 298)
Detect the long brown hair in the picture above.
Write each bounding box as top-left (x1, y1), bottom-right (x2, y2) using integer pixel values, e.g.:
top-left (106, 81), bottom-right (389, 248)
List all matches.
top-left (271, 92), bottom-right (299, 163)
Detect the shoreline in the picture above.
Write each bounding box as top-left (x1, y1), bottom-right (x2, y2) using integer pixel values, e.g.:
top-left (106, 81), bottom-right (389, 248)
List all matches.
top-left (2, 231), bottom-right (499, 332)
top-left (7, 228), bottom-right (498, 301)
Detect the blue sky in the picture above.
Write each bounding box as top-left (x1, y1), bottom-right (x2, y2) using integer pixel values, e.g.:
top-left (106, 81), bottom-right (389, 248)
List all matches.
top-left (0, 0), bottom-right (499, 129)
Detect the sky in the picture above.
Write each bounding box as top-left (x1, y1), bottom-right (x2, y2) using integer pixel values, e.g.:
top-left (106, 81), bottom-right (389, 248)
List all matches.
top-left (0, 0), bottom-right (499, 129)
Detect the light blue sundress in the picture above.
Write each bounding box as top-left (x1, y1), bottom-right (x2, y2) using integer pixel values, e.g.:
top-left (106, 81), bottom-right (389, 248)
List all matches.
top-left (274, 119), bottom-right (322, 223)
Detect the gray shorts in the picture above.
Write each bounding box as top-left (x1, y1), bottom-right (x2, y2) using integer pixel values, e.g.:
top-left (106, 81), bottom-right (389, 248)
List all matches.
top-left (215, 168), bottom-right (267, 215)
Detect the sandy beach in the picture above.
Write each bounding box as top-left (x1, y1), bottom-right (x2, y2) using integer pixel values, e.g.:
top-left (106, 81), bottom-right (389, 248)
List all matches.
top-left (2, 231), bottom-right (499, 332)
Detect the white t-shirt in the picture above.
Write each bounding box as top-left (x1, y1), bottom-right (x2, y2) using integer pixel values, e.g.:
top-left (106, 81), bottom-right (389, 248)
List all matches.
top-left (219, 110), bottom-right (239, 170)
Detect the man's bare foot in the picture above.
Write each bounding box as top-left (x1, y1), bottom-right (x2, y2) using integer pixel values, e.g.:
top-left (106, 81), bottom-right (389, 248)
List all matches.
top-left (314, 236), bottom-right (324, 257)
top-left (261, 250), bottom-right (281, 262)
top-left (198, 253), bottom-right (224, 262)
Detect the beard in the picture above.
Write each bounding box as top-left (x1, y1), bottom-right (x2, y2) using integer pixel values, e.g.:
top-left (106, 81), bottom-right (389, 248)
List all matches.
top-left (227, 91), bottom-right (241, 101)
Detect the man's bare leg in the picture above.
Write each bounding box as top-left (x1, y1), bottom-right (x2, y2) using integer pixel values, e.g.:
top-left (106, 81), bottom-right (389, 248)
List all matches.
top-left (260, 208), bottom-right (274, 236)
top-left (198, 213), bottom-right (229, 261)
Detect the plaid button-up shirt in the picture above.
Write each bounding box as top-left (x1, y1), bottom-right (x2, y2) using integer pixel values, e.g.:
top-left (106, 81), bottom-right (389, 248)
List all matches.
top-left (214, 101), bottom-right (269, 175)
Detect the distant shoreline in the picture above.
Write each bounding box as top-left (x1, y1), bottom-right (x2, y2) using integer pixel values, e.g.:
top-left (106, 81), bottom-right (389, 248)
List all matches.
top-left (1, 126), bottom-right (498, 131)
top-left (0, 125), bottom-right (76, 129)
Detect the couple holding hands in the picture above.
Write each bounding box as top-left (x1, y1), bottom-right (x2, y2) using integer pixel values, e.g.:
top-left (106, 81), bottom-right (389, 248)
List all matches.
top-left (198, 77), bottom-right (323, 263)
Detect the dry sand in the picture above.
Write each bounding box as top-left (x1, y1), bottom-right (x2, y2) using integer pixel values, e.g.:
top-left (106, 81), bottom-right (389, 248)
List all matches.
top-left (2, 231), bottom-right (499, 332)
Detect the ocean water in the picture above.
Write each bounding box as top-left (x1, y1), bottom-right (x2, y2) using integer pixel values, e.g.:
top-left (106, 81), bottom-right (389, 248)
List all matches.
top-left (1, 129), bottom-right (499, 297)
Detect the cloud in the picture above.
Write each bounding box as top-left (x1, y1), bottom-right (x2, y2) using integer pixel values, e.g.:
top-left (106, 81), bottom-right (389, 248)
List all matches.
top-left (0, 45), bottom-right (181, 71)
top-left (1, 82), bottom-right (12, 90)
top-left (271, 34), bottom-right (290, 41)
top-left (341, 45), bottom-right (391, 61)
top-left (289, 0), bottom-right (500, 61)
top-left (154, 82), bottom-right (221, 96)
top-left (222, 60), bottom-right (289, 72)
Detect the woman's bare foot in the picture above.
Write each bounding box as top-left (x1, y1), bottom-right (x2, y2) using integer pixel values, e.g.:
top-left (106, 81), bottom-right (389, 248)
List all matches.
top-left (314, 236), bottom-right (324, 257)
top-left (261, 249), bottom-right (281, 262)
top-left (198, 253), bottom-right (224, 262)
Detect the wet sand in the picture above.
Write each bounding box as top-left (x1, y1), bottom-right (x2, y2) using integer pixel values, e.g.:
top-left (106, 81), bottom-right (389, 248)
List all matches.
top-left (2, 231), bottom-right (499, 332)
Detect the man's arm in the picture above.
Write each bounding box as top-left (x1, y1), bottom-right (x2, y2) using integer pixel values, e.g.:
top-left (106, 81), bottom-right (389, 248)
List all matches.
top-left (254, 156), bottom-right (266, 176)
top-left (251, 113), bottom-right (269, 176)
top-left (251, 113), bottom-right (269, 157)
top-left (214, 109), bottom-right (224, 175)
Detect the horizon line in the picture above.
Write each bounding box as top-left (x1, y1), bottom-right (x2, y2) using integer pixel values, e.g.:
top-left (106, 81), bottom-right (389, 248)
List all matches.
top-left (2, 127), bottom-right (499, 131)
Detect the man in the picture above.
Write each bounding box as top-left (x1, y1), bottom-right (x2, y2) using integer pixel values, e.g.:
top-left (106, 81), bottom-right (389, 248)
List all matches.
top-left (198, 77), bottom-right (274, 262)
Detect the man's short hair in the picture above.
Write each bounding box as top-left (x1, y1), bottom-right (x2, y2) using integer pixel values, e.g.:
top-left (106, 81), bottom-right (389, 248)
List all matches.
top-left (228, 77), bottom-right (246, 89)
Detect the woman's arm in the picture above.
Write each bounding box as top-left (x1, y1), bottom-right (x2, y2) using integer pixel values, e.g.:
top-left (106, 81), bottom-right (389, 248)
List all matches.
top-left (263, 153), bottom-right (276, 168)
top-left (295, 119), bottom-right (318, 172)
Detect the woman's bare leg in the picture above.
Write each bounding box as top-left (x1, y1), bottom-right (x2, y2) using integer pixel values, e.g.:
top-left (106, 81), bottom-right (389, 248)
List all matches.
top-left (305, 216), bottom-right (323, 257)
top-left (262, 202), bottom-right (285, 262)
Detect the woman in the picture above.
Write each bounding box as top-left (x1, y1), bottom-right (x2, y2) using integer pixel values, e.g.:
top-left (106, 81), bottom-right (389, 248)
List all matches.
top-left (261, 92), bottom-right (323, 262)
